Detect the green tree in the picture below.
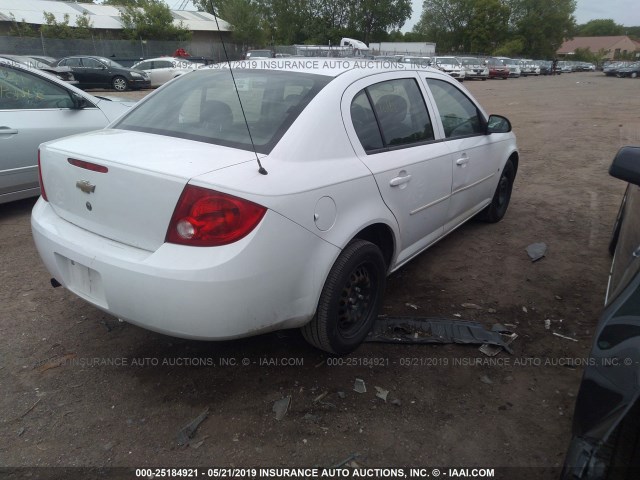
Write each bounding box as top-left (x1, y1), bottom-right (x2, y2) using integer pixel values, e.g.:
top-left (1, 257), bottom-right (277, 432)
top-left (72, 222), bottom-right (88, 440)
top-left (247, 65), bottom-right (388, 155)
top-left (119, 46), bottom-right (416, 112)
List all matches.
top-left (576, 19), bottom-right (624, 36)
top-left (195, 0), bottom-right (266, 46)
top-left (120, 0), bottom-right (192, 40)
top-left (8, 14), bottom-right (39, 37)
top-left (466, 0), bottom-right (510, 53)
top-left (506, 0), bottom-right (576, 57)
top-left (74, 12), bottom-right (94, 39)
top-left (348, 0), bottom-right (412, 44)
top-left (41, 12), bottom-right (75, 39)
top-left (413, 0), bottom-right (474, 53)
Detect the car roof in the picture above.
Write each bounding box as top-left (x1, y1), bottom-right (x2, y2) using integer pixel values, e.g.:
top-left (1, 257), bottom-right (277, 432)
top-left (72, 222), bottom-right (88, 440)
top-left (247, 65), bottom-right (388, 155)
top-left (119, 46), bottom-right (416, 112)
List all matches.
top-left (203, 58), bottom-right (441, 79)
top-left (135, 57), bottom-right (194, 62)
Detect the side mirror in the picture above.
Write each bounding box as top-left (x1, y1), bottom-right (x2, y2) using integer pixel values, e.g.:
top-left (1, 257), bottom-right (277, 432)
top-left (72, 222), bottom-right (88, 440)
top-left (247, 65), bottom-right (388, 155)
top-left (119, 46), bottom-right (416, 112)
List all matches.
top-left (609, 146), bottom-right (640, 186)
top-left (486, 114), bottom-right (512, 134)
top-left (71, 93), bottom-right (88, 110)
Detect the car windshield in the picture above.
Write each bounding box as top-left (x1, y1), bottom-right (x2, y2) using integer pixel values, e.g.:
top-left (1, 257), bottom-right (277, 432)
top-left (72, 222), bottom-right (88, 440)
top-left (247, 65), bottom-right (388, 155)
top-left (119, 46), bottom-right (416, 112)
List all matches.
top-left (460, 58), bottom-right (480, 65)
top-left (437, 57), bottom-right (459, 65)
top-left (114, 68), bottom-right (331, 154)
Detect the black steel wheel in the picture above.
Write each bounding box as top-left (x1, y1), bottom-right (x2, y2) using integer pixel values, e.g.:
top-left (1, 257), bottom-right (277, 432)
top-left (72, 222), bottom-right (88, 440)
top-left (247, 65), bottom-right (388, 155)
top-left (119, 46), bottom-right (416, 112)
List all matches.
top-left (302, 240), bottom-right (386, 355)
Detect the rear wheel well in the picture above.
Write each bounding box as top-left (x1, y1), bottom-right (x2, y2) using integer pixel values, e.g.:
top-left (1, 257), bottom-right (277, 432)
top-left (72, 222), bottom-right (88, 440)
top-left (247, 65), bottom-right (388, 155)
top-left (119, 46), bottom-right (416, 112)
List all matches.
top-left (352, 224), bottom-right (395, 270)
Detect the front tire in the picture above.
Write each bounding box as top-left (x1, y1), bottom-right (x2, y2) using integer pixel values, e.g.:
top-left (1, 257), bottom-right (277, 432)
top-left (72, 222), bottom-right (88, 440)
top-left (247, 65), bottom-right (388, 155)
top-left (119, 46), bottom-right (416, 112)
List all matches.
top-left (478, 159), bottom-right (515, 223)
top-left (302, 240), bottom-right (386, 355)
top-left (112, 76), bottom-right (128, 91)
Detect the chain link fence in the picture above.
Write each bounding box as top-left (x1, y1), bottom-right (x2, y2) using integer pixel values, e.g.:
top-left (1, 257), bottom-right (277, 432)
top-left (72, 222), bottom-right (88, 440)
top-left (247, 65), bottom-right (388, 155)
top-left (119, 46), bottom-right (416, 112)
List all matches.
top-left (0, 35), bottom-right (244, 65)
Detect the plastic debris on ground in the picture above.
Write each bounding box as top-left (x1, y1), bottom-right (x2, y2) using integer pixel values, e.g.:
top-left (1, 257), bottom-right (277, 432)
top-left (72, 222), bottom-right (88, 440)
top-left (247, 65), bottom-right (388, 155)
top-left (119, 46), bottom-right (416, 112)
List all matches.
top-left (552, 332), bottom-right (578, 342)
top-left (374, 386), bottom-right (389, 402)
top-left (353, 378), bottom-right (367, 394)
top-left (366, 317), bottom-right (515, 355)
top-left (176, 407), bottom-right (209, 446)
top-left (272, 396), bottom-right (291, 420)
top-left (526, 242), bottom-right (548, 262)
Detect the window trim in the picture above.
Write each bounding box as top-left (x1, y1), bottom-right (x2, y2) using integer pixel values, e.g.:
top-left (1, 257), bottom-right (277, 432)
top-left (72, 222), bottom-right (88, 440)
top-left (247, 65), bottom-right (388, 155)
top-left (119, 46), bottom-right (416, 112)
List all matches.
top-left (352, 77), bottom-right (438, 155)
top-left (423, 77), bottom-right (488, 141)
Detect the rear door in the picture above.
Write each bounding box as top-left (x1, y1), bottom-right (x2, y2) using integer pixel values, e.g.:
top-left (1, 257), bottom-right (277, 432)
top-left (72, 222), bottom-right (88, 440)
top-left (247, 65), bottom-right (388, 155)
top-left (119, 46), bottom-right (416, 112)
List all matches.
top-left (342, 72), bottom-right (453, 264)
top-left (0, 64), bottom-right (109, 201)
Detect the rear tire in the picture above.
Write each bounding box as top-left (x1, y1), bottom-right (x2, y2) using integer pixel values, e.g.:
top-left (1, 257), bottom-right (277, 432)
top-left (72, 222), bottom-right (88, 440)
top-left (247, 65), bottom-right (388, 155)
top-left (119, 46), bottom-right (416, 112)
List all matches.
top-left (302, 240), bottom-right (386, 355)
top-left (478, 159), bottom-right (515, 223)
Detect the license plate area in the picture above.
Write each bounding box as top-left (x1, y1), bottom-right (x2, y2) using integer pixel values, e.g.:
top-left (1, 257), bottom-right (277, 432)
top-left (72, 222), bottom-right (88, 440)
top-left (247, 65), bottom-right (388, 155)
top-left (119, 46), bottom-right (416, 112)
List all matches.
top-left (55, 254), bottom-right (107, 308)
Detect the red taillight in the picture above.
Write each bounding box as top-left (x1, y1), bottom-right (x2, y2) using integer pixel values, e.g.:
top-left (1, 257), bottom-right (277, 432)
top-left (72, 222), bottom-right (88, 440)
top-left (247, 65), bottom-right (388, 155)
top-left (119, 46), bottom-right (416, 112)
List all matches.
top-left (166, 185), bottom-right (267, 247)
top-left (37, 149), bottom-right (48, 202)
top-left (68, 158), bottom-right (108, 173)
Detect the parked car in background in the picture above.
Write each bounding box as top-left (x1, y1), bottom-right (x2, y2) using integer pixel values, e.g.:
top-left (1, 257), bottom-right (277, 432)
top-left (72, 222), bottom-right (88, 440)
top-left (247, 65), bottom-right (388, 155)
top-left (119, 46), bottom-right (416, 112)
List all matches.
top-left (432, 56), bottom-right (465, 80)
top-left (561, 146), bottom-right (640, 479)
top-left (536, 60), bottom-right (556, 75)
top-left (616, 62), bottom-right (640, 78)
top-left (492, 57), bottom-right (521, 77)
top-left (485, 57), bottom-right (510, 79)
top-left (0, 59), bottom-right (133, 204)
top-left (557, 61), bottom-right (573, 73)
top-left (245, 50), bottom-right (274, 59)
top-left (0, 54), bottom-right (77, 84)
top-left (32, 60), bottom-right (518, 355)
top-left (518, 59), bottom-right (540, 76)
top-left (56, 56), bottom-right (150, 91)
top-left (131, 57), bottom-right (199, 87)
top-left (458, 56), bottom-right (488, 80)
top-left (399, 56), bottom-right (431, 67)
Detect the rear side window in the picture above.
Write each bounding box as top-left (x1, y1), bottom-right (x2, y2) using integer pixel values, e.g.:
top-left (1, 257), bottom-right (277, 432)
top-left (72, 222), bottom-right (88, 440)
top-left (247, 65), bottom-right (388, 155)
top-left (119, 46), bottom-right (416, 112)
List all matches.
top-left (426, 79), bottom-right (485, 138)
top-left (114, 69), bottom-right (331, 154)
top-left (351, 78), bottom-right (434, 152)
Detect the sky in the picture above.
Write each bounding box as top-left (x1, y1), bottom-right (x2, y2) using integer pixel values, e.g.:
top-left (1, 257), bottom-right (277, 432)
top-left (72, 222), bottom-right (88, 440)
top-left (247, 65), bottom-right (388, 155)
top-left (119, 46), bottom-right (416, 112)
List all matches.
top-left (403, 0), bottom-right (640, 32)
top-left (117, 1), bottom-right (640, 32)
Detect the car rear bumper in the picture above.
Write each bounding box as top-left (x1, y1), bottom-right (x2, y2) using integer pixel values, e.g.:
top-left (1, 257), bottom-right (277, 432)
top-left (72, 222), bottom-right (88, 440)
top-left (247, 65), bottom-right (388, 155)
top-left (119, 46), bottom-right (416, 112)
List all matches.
top-left (31, 198), bottom-right (338, 340)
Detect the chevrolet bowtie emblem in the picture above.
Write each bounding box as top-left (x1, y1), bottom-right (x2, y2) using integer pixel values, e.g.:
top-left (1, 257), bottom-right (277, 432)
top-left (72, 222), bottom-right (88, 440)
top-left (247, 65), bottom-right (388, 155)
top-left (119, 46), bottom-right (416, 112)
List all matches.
top-left (76, 180), bottom-right (96, 194)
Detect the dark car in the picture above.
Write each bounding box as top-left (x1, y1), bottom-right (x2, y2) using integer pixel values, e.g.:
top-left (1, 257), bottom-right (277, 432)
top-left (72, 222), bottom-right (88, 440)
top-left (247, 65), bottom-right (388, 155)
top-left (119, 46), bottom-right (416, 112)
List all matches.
top-left (561, 146), bottom-right (640, 479)
top-left (616, 62), bottom-right (640, 78)
top-left (0, 54), bottom-right (77, 84)
top-left (485, 58), bottom-right (509, 79)
top-left (56, 56), bottom-right (150, 91)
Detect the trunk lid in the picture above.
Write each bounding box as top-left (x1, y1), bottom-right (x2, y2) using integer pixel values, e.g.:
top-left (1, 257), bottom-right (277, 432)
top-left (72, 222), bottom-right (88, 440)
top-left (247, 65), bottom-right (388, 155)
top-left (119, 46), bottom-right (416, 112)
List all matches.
top-left (40, 129), bottom-right (256, 251)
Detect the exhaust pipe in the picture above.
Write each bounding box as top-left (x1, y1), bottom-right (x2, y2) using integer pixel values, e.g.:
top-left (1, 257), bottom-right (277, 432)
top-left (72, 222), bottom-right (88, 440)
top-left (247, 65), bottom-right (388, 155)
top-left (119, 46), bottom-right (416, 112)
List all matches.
top-left (50, 278), bottom-right (61, 288)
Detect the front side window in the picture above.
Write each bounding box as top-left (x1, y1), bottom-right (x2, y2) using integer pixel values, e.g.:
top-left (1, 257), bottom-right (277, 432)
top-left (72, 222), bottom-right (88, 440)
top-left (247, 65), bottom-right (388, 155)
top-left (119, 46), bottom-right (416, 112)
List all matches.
top-left (0, 65), bottom-right (75, 110)
top-left (426, 79), bottom-right (485, 138)
top-left (351, 78), bottom-right (434, 152)
top-left (114, 69), bottom-right (331, 154)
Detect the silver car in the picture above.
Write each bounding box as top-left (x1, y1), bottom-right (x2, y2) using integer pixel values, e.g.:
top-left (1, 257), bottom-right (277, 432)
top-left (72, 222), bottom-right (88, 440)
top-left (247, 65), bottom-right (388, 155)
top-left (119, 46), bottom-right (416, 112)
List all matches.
top-left (0, 59), bottom-right (133, 204)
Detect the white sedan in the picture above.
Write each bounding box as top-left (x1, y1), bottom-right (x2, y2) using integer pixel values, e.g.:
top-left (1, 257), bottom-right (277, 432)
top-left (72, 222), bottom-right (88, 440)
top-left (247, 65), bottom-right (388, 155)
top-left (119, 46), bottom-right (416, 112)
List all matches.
top-left (130, 57), bottom-right (199, 87)
top-left (32, 60), bottom-right (519, 354)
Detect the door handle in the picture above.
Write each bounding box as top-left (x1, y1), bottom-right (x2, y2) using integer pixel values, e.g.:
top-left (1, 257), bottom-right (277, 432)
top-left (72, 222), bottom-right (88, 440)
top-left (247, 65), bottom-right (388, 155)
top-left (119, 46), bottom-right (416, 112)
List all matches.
top-left (0, 127), bottom-right (19, 135)
top-left (456, 157), bottom-right (469, 166)
top-left (390, 174), bottom-right (412, 187)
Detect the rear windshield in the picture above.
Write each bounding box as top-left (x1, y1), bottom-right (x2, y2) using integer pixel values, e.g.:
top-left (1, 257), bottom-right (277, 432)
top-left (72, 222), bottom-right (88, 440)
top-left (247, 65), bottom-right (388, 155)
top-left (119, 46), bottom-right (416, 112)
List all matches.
top-left (114, 69), bottom-right (330, 154)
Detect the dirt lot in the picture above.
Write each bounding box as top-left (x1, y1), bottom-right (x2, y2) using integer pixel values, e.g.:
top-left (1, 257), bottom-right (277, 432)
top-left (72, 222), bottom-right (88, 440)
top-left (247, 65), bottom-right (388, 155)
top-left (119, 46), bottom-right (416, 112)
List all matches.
top-left (1, 72), bottom-right (639, 479)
